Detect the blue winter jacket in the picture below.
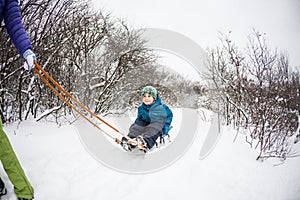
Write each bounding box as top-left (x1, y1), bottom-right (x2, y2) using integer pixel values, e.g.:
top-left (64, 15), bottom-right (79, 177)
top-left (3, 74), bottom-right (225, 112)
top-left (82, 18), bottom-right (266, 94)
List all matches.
top-left (135, 95), bottom-right (173, 135)
top-left (0, 0), bottom-right (32, 56)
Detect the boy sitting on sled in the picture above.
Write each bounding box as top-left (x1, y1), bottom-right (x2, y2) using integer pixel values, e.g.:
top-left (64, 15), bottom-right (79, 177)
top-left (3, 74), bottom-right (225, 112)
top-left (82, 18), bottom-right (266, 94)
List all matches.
top-left (121, 86), bottom-right (173, 153)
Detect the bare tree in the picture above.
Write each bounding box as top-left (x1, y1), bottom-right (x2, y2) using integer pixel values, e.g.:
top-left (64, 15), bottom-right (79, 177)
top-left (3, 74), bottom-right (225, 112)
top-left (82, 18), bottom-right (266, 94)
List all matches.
top-left (20, 0), bottom-right (110, 121)
top-left (205, 30), bottom-right (299, 160)
top-left (205, 32), bottom-right (249, 128)
top-left (245, 31), bottom-right (298, 159)
top-left (91, 22), bottom-right (157, 114)
top-left (0, 0), bottom-right (158, 123)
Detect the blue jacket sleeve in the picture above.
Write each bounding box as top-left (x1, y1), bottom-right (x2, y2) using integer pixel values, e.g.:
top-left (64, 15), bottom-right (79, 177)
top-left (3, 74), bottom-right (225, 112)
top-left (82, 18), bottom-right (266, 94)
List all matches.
top-left (163, 104), bottom-right (173, 126)
top-left (162, 104), bottom-right (173, 135)
top-left (4, 0), bottom-right (32, 56)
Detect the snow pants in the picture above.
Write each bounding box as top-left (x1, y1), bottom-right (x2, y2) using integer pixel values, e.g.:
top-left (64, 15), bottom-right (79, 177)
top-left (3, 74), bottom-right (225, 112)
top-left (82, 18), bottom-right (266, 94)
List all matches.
top-left (128, 121), bottom-right (164, 149)
top-left (0, 118), bottom-right (34, 199)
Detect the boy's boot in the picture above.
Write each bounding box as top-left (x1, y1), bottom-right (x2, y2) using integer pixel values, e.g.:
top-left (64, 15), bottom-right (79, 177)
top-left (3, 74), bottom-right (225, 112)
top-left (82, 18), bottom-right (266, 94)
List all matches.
top-left (120, 137), bottom-right (137, 151)
top-left (136, 136), bottom-right (149, 153)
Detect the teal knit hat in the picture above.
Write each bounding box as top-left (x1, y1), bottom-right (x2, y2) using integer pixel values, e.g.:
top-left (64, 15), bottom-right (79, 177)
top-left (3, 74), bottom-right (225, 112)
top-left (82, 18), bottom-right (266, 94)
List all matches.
top-left (141, 86), bottom-right (157, 100)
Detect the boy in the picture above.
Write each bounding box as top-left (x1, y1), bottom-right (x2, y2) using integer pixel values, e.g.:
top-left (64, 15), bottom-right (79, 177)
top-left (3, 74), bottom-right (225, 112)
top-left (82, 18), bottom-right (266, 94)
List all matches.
top-left (121, 86), bottom-right (173, 153)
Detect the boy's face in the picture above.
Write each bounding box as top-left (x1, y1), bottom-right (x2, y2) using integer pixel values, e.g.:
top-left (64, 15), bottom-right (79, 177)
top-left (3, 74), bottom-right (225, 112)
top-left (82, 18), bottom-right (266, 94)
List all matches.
top-left (142, 93), bottom-right (155, 105)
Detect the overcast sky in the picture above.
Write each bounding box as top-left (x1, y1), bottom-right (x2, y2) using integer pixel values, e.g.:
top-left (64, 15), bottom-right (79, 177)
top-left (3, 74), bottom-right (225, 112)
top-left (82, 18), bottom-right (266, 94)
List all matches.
top-left (92, 0), bottom-right (300, 72)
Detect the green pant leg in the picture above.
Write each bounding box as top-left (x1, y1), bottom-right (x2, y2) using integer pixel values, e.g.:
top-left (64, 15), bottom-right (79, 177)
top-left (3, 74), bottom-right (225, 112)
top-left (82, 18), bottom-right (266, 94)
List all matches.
top-left (0, 119), bottom-right (34, 199)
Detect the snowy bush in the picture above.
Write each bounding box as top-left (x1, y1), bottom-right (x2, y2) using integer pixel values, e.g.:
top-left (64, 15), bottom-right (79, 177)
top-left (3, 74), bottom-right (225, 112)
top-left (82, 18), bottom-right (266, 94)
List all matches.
top-left (204, 30), bottom-right (300, 160)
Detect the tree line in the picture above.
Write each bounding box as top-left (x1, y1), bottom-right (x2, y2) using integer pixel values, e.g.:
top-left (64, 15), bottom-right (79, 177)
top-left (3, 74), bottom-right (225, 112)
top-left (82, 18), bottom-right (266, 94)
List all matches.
top-left (201, 30), bottom-right (300, 160)
top-left (0, 0), bottom-right (197, 124)
top-left (0, 0), bottom-right (157, 123)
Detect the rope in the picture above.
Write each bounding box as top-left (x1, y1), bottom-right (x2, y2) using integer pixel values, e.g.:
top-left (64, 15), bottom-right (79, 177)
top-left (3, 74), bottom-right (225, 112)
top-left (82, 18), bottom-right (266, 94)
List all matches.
top-left (33, 62), bottom-right (126, 142)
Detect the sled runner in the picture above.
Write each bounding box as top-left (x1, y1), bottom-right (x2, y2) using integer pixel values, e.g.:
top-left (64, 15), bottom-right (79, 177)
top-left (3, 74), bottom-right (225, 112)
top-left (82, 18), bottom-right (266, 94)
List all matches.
top-left (117, 126), bottom-right (173, 154)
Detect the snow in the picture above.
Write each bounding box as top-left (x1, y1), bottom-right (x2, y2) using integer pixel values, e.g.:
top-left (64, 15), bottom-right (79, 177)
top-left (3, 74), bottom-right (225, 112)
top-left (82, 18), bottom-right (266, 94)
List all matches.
top-left (1, 109), bottom-right (300, 200)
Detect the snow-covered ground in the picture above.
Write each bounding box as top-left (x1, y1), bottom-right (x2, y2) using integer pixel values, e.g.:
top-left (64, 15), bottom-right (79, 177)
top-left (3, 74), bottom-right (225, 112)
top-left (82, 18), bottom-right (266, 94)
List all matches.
top-left (1, 108), bottom-right (300, 200)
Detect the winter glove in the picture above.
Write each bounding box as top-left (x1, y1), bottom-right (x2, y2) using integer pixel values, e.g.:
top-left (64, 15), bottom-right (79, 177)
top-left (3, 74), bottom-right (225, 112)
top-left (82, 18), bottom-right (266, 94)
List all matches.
top-left (162, 125), bottom-right (172, 136)
top-left (23, 49), bottom-right (36, 70)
